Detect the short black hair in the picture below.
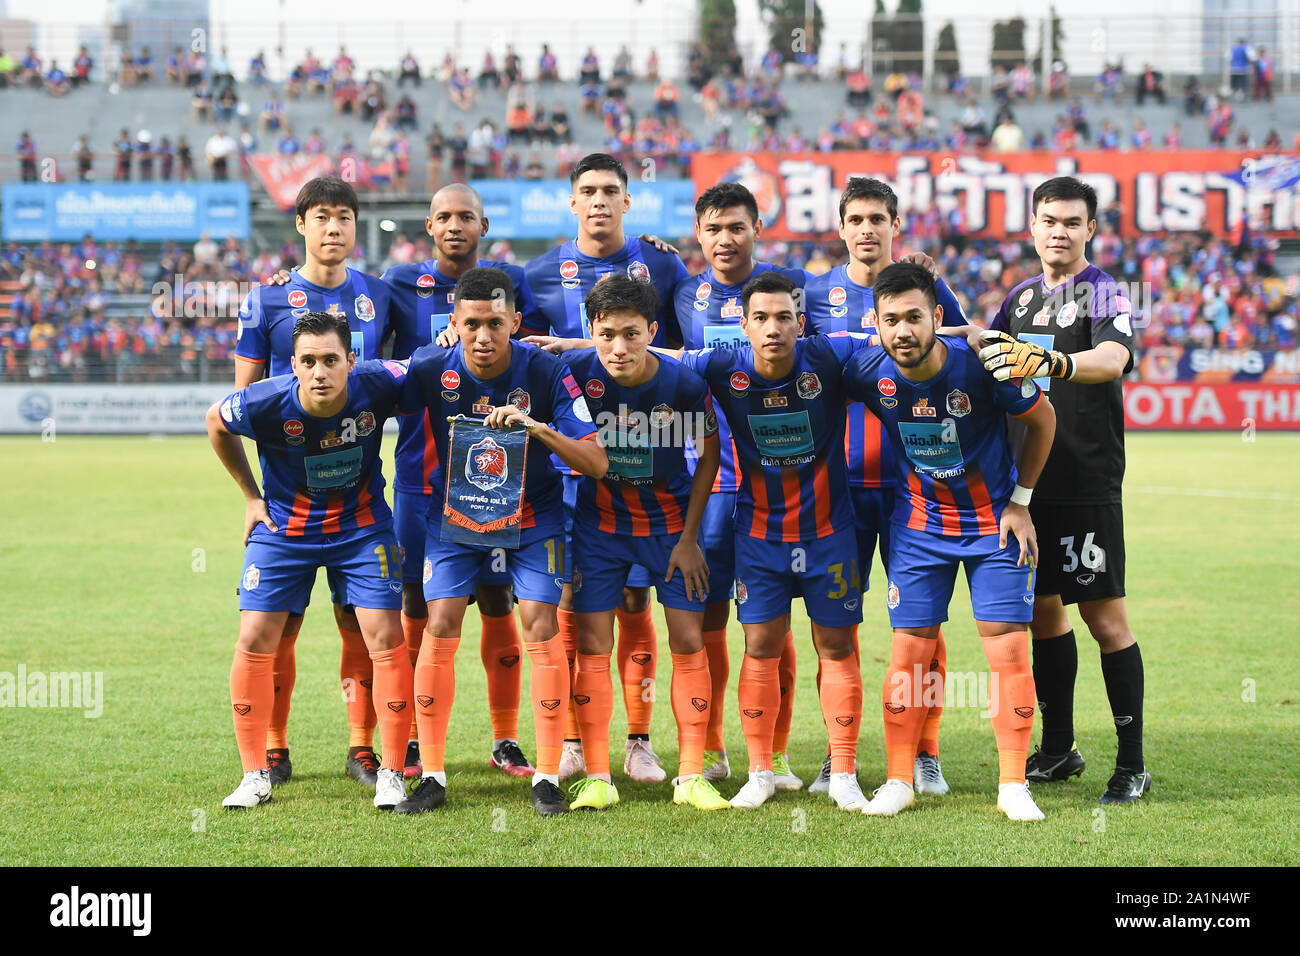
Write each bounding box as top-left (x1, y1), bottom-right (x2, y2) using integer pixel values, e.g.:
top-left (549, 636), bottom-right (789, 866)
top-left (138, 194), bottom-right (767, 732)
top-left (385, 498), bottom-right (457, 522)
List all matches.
top-left (839, 176), bottom-right (898, 223)
top-left (453, 266), bottom-right (515, 313)
top-left (742, 271), bottom-right (799, 316)
top-left (1032, 176), bottom-right (1097, 222)
top-left (295, 175), bottom-right (359, 221)
top-left (872, 261), bottom-right (937, 311)
top-left (291, 310), bottom-right (352, 352)
top-left (695, 182), bottom-right (759, 225)
top-left (569, 152), bottom-right (628, 189)
top-left (585, 274), bottom-right (660, 327)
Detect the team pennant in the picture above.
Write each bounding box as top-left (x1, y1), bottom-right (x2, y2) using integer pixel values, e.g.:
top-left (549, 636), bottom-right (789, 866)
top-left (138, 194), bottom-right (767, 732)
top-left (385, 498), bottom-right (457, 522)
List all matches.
top-left (441, 415), bottom-right (529, 548)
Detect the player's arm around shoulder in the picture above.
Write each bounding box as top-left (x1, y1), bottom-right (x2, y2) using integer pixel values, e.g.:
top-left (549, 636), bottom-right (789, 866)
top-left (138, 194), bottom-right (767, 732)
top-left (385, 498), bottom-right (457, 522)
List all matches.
top-left (484, 354), bottom-right (608, 479)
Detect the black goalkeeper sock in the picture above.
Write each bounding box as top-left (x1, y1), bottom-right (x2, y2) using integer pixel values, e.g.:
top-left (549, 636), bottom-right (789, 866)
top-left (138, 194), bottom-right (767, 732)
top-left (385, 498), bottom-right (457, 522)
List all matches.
top-left (1032, 630), bottom-right (1078, 754)
top-left (1100, 642), bottom-right (1145, 770)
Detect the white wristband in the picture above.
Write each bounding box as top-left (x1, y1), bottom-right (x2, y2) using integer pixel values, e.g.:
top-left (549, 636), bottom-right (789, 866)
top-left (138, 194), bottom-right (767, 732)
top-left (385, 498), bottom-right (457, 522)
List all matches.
top-left (1009, 484), bottom-right (1033, 507)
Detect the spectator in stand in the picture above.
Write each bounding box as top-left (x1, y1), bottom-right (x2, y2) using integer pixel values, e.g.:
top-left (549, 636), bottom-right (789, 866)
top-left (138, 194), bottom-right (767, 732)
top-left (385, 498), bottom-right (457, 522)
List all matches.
top-left (1163, 122), bottom-right (1182, 149)
top-left (249, 49), bottom-right (268, 87)
top-left (885, 69), bottom-right (908, 100)
top-left (165, 46), bottom-right (184, 85)
top-left (20, 47), bottom-right (43, 88)
top-left (990, 64), bottom-right (1011, 102)
top-left (205, 128), bottom-right (237, 181)
top-left (395, 93), bottom-right (417, 131)
top-left (579, 47), bottom-right (600, 86)
top-left (16, 132), bottom-right (38, 182)
top-left (211, 47), bottom-right (234, 87)
top-left (72, 46), bottom-right (93, 88)
top-left (447, 123), bottom-right (468, 181)
top-left (1208, 99), bottom-right (1233, 146)
top-left (437, 51), bottom-right (456, 83)
top-left (158, 137), bottom-right (174, 180)
top-left (1096, 119), bottom-right (1120, 150)
top-left (1253, 47), bottom-right (1273, 102)
top-left (1047, 60), bottom-right (1068, 100)
top-left (960, 98), bottom-right (988, 142)
top-left (184, 49), bottom-right (205, 88)
top-left (303, 128), bottom-right (326, 154)
top-left (846, 66), bottom-right (871, 108)
top-left (539, 44), bottom-right (558, 83)
top-left (655, 77), bottom-right (681, 120)
top-left (1095, 61), bottom-right (1124, 102)
top-left (135, 46), bottom-right (155, 84)
top-left (613, 44), bottom-right (632, 82)
top-left (760, 45), bottom-right (782, 81)
top-left (331, 46), bottom-right (355, 91)
top-left (687, 43), bottom-right (711, 91)
top-left (192, 81), bottom-right (214, 122)
top-left (45, 60), bottom-right (70, 97)
top-left (1136, 64), bottom-right (1165, 106)
top-left (215, 84), bottom-right (239, 124)
top-left (503, 45), bottom-right (522, 87)
top-left (506, 86), bottom-right (533, 143)
top-left (1066, 97), bottom-right (1091, 139)
top-left (1228, 38), bottom-right (1252, 99)
top-left (0, 50), bottom-right (15, 88)
top-left (450, 67), bottom-right (475, 111)
top-left (260, 93), bottom-right (286, 134)
top-left (897, 86), bottom-right (924, 132)
top-left (368, 111), bottom-right (396, 191)
top-left (393, 129), bottom-right (410, 191)
top-left (1053, 116), bottom-right (1078, 151)
top-left (74, 135), bottom-right (94, 182)
top-left (177, 136), bottom-right (195, 181)
top-left (645, 48), bottom-right (659, 82)
top-left (1234, 128), bottom-right (1255, 150)
top-left (135, 130), bottom-right (154, 181)
top-left (277, 126), bottom-right (300, 154)
top-left (1182, 75), bottom-right (1204, 116)
top-left (334, 75), bottom-right (359, 116)
top-left (1264, 129), bottom-right (1282, 149)
top-left (796, 48), bottom-right (818, 81)
top-left (1130, 118), bottom-right (1151, 150)
top-left (523, 152), bottom-right (546, 179)
top-left (550, 101), bottom-right (571, 142)
top-left (425, 123), bottom-right (445, 192)
top-left (991, 115), bottom-right (1024, 152)
top-left (1011, 61), bottom-right (1034, 101)
top-left (360, 72), bottom-right (386, 123)
top-left (113, 129), bottom-right (133, 181)
top-left (302, 49), bottom-right (327, 96)
top-left (237, 125), bottom-right (256, 178)
top-left (479, 50), bottom-right (500, 90)
top-left (398, 51), bottom-right (421, 87)
top-left (834, 42), bottom-right (853, 81)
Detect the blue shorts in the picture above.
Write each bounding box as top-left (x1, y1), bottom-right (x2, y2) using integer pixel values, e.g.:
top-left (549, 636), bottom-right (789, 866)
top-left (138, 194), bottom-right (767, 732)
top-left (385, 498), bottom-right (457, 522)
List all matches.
top-left (423, 523), bottom-right (566, 605)
top-left (850, 485), bottom-right (896, 588)
top-left (395, 488), bottom-right (512, 589)
top-left (563, 474), bottom-right (651, 589)
top-left (239, 528), bottom-right (404, 613)
top-left (884, 523), bottom-right (1037, 628)
top-left (733, 528), bottom-right (863, 627)
top-left (700, 491), bottom-right (737, 600)
top-left (571, 524), bottom-right (708, 613)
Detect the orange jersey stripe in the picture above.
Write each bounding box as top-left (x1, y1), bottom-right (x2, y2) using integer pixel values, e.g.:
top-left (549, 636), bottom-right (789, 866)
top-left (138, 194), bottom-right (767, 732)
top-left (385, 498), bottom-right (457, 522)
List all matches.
top-left (964, 464), bottom-right (999, 536)
top-left (812, 459), bottom-right (833, 538)
top-left (748, 465), bottom-right (770, 539)
top-left (905, 472), bottom-right (929, 532)
top-left (422, 412), bottom-right (438, 495)
top-left (354, 484), bottom-right (376, 529)
top-left (595, 480), bottom-right (618, 534)
top-left (652, 485), bottom-right (684, 534)
top-left (620, 482), bottom-right (651, 536)
top-left (780, 468), bottom-right (801, 541)
top-left (320, 493), bottom-right (345, 535)
top-left (288, 492), bottom-right (312, 536)
top-left (929, 478), bottom-right (963, 536)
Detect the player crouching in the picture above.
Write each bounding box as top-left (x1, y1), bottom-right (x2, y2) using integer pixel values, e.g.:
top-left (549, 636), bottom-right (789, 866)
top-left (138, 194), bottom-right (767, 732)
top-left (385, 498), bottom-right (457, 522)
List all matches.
top-left (208, 311), bottom-right (414, 812)
top-left (564, 276), bottom-right (729, 811)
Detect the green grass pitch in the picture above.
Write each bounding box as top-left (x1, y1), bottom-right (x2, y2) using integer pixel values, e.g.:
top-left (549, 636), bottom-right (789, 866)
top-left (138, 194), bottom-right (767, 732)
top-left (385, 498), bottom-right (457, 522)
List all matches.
top-left (2, 432), bottom-right (1297, 866)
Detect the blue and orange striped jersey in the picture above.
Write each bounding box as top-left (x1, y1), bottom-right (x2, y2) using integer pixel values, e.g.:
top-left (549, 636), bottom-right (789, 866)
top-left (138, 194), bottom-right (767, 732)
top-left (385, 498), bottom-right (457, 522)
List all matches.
top-left (218, 359), bottom-right (408, 539)
top-left (382, 258), bottom-right (542, 496)
top-left (804, 264), bottom-right (967, 489)
top-left (673, 261), bottom-right (809, 495)
top-left (679, 334), bottom-right (878, 543)
top-left (400, 341), bottom-right (596, 536)
top-left (842, 336), bottom-right (1043, 537)
top-left (525, 238), bottom-right (689, 348)
top-left (564, 348), bottom-right (717, 537)
top-left (235, 268), bottom-right (394, 374)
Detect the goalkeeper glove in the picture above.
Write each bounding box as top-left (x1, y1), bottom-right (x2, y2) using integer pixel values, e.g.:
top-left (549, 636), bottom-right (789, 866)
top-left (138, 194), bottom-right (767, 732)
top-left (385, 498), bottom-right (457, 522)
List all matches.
top-left (977, 329), bottom-right (1076, 381)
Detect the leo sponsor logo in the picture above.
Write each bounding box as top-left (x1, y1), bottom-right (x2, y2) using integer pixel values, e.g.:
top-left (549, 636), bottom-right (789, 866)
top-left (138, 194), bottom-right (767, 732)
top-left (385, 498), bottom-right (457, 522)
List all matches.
top-left (1032, 308), bottom-right (1051, 326)
top-left (877, 377), bottom-right (897, 397)
top-left (912, 398), bottom-right (937, 418)
top-left (287, 289), bottom-right (308, 309)
top-left (441, 369), bottom-right (460, 389)
top-left (861, 308), bottom-right (877, 329)
top-left (472, 397), bottom-right (493, 415)
top-left (729, 371), bottom-right (750, 392)
top-left (763, 393), bottom-right (788, 408)
top-left (586, 378), bottom-right (605, 399)
top-left (720, 297), bottom-right (743, 319)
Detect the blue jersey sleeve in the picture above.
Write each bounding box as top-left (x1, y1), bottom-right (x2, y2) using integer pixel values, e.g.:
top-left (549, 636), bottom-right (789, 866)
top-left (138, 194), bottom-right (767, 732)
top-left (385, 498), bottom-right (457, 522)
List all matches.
top-left (399, 344), bottom-right (443, 414)
top-left (217, 386), bottom-right (255, 439)
top-left (658, 255), bottom-right (691, 347)
top-left (840, 342), bottom-right (889, 402)
top-left (935, 277), bottom-right (968, 327)
top-left (235, 285), bottom-right (269, 363)
top-left (512, 266), bottom-right (546, 338)
top-left (821, 330), bottom-right (881, 365)
top-left (989, 291), bottom-right (1012, 333)
top-left (675, 347), bottom-right (714, 379)
top-left (549, 359), bottom-right (598, 440)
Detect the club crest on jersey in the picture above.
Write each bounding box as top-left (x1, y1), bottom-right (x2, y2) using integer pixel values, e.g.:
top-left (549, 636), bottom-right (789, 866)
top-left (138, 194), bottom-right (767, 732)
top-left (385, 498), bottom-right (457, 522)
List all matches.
top-left (472, 395), bottom-right (493, 415)
top-left (886, 581), bottom-right (900, 609)
top-left (649, 403), bottom-right (675, 429)
top-left (696, 282), bottom-right (712, 300)
top-left (877, 377), bottom-right (897, 397)
top-left (287, 290), bottom-right (308, 309)
top-left (829, 286), bottom-right (847, 307)
top-left (416, 273), bottom-right (436, 297)
top-left (585, 378), bottom-right (606, 399)
top-left (912, 398), bottom-right (936, 418)
top-left (861, 308), bottom-right (877, 329)
top-left (441, 369), bottom-right (460, 389)
top-left (354, 410), bottom-right (376, 436)
top-left (1032, 307), bottom-right (1051, 327)
top-left (1056, 300), bottom-right (1078, 328)
top-left (466, 436), bottom-right (508, 491)
top-left (508, 387), bottom-right (530, 414)
top-left (626, 260), bottom-right (650, 281)
top-left (721, 297), bottom-right (743, 319)
top-left (354, 293), bottom-right (375, 322)
top-left (735, 580), bottom-right (748, 604)
top-left (423, 558), bottom-right (433, 584)
top-left (763, 392), bottom-right (788, 408)
top-left (796, 372), bottom-right (822, 399)
top-left (243, 565), bottom-right (260, 591)
top-left (946, 389), bottom-right (971, 418)
top-left (729, 371), bottom-right (750, 393)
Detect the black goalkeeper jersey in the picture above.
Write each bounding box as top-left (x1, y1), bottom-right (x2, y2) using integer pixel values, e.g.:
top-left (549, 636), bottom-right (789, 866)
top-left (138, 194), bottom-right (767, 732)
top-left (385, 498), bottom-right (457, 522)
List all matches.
top-left (990, 264), bottom-right (1136, 505)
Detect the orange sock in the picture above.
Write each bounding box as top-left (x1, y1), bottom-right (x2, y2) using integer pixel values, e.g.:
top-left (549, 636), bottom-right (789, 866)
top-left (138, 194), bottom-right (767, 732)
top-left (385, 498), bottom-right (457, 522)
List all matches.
top-left (481, 612), bottom-right (523, 741)
top-left (230, 648), bottom-right (275, 773)
top-left (737, 655), bottom-right (780, 773)
top-left (574, 652), bottom-right (614, 778)
top-left (671, 649), bottom-right (711, 778)
top-left (615, 605), bottom-right (657, 736)
top-left (917, 627), bottom-right (947, 758)
top-left (883, 633), bottom-right (934, 781)
top-left (525, 637), bottom-right (570, 775)
top-left (772, 630), bottom-right (796, 753)
top-left (818, 654), bottom-right (863, 773)
top-left (982, 630), bottom-right (1036, 784)
top-left (339, 627), bottom-right (376, 748)
top-left (414, 635), bottom-right (459, 773)
top-left (702, 628), bottom-right (729, 751)
top-left (557, 608), bottom-right (580, 741)
top-left (401, 613), bottom-right (425, 739)
top-left (267, 628), bottom-right (298, 750)
top-left (369, 644), bottom-right (415, 771)
top-left (817, 626), bottom-right (861, 758)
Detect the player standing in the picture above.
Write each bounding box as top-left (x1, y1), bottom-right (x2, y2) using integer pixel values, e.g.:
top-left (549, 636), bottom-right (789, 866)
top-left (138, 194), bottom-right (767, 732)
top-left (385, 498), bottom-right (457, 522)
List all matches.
top-left (563, 275), bottom-right (730, 811)
top-left (524, 153), bottom-right (690, 784)
top-left (841, 263), bottom-right (1057, 821)
top-left (234, 176), bottom-right (393, 789)
top-left (383, 183), bottom-right (543, 778)
top-left (977, 176), bottom-right (1150, 804)
top-left (803, 177), bottom-right (967, 796)
top-left (396, 268), bottom-right (607, 817)
top-left (209, 311), bottom-right (414, 811)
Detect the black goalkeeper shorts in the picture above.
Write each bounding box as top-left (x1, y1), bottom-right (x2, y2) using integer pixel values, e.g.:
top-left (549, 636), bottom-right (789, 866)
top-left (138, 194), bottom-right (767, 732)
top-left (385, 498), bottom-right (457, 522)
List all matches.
top-left (1029, 501), bottom-right (1126, 605)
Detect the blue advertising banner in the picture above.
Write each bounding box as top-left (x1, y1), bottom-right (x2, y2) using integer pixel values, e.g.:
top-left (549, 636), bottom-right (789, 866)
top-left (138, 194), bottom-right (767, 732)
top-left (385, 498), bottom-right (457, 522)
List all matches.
top-left (2, 183), bottom-right (251, 241)
top-left (471, 179), bottom-right (696, 239)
